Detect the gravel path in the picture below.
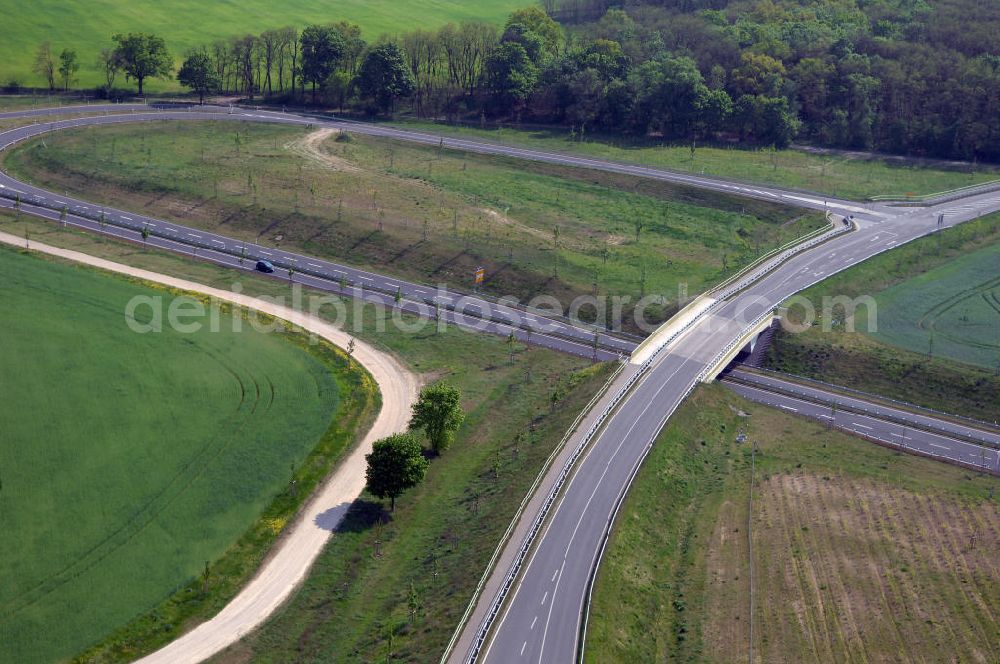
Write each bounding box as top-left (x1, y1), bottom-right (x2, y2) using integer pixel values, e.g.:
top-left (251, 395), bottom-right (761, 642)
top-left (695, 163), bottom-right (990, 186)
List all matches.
top-left (0, 231), bottom-right (418, 663)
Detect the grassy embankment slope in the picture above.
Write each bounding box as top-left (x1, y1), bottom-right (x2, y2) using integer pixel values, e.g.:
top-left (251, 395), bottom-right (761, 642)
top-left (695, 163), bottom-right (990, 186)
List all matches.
top-left (586, 383), bottom-right (999, 663)
top-left (0, 0), bottom-right (523, 91)
top-left (0, 210), bottom-right (605, 662)
top-left (3, 121), bottom-right (821, 332)
top-left (0, 242), bottom-right (362, 664)
top-left (764, 212), bottom-right (1000, 422)
top-left (394, 119), bottom-right (1000, 200)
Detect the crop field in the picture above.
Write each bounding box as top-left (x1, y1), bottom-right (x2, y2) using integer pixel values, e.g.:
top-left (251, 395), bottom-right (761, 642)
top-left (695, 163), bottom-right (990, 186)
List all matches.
top-left (2, 120), bottom-right (820, 332)
top-left (0, 244), bottom-right (346, 664)
top-left (866, 241), bottom-right (1000, 371)
top-left (764, 212), bottom-right (1000, 421)
top-left (0, 0), bottom-right (522, 91)
top-left (585, 384), bottom-right (999, 663)
top-left (396, 119), bottom-right (1000, 200)
top-left (0, 210), bottom-right (602, 662)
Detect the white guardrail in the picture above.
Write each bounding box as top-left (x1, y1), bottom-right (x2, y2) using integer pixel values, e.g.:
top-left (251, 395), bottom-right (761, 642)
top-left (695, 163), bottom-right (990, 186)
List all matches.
top-left (577, 307), bottom-right (778, 663)
top-left (447, 215), bottom-right (855, 663)
top-left (438, 359), bottom-right (627, 662)
top-left (869, 179), bottom-right (1000, 204)
top-left (0, 110), bottom-right (640, 352)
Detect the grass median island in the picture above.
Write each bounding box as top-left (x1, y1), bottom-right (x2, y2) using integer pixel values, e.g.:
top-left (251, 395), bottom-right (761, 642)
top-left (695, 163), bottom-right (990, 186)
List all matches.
top-left (585, 383), bottom-right (999, 663)
top-left (2, 121), bottom-right (821, 333)
top-left (0, 211), bottom-right (603, 661)
top-left (0, 242), bottom-right (374, 664)
top-left (393, 119), bottom-right (1000, 200)
top-left (764, 212), bottom-right (1000, 422)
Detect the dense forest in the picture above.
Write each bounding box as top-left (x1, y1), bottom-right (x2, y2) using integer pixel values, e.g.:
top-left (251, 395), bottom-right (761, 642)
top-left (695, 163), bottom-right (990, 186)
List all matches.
top-left (32, 1), bottom-right (1000, 161)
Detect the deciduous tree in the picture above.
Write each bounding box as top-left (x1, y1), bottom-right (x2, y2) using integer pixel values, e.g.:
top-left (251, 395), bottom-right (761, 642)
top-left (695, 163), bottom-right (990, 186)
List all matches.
top-left (112, 32), bottom-right (173, 95)
top-left (33, 42), bottom-right (55, 91)
top-left (300, 25), bottom-right (346, 103)
top-left (58, 49), bottom-right (78, 91)
top-left (177, 50), bottom-right (220, 103)
top-left (409, 382), bottom-right (465, 454)
top-left (365, 433), bottom-right (428, 511)
top-left (357, 43), bottom-right (416, 114)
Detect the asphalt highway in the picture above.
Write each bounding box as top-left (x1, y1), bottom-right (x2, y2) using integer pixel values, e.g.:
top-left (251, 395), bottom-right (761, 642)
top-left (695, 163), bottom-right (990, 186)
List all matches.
top-left (2, 104), bottom-right (999, 664)
top-left (722, 369), bottom-right (1000, 474)
top-left (0, 108), bottom-right (641, 361)
top-left (725, 367), bottom-right (1000, 448)
top-left (469, 181), bottom-right (1000, 663)
top-left (0, 194), bottom-right (625, 362)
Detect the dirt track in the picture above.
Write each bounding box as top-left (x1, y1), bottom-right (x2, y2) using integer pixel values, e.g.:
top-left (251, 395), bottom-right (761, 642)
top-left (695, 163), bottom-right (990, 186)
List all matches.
top-left (0, 231), bottom-right (418, 664)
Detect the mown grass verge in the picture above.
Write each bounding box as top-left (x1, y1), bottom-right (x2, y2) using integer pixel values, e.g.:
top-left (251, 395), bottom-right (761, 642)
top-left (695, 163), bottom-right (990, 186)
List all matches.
top-left (2, 120), bottom-right (821, 332)
top-left (0, 209), bottom-right (599, 662)
top-left (765, 211), bottom-right (1000, 422)
top-left (390, 118), bottom-right (999, 200)
top-left (0, 241), bottom-right (375, 664)
top-left (585, 383), bottom-right (999, 663)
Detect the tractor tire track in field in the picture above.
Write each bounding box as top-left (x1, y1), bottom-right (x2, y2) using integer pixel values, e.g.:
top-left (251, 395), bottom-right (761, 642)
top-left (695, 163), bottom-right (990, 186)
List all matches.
top-left (0, 346), bottom-right (265, 619)
top-left (916, 275), bottom-right (1000, 351)
top-left (0, 230), bottom-right (418, 664)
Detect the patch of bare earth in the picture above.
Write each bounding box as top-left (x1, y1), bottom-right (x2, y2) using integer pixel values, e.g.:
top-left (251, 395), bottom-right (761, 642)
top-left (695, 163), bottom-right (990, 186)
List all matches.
top-left (706, 472), bottom-right (999, 663)
top-left (283, 128), bottom-right (359, 173)
top-left (479, 207), bottom-right (551, 243)
top-left (704, 496), bottom-right (751, 662)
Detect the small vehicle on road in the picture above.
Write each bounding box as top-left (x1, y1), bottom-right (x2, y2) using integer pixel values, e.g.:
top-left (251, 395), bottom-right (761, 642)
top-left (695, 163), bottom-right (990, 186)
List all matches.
top-left (255, 260), bottom-right (275, 273)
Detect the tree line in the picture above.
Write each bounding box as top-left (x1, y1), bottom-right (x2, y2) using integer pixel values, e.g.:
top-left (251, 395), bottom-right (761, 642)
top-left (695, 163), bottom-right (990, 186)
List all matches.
top-left (26, 0), bottom-right (1000, 161)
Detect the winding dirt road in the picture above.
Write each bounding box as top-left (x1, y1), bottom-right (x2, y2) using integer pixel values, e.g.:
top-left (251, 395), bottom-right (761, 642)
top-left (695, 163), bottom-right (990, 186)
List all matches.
top-left (0, 231), bottom-right (419, 663)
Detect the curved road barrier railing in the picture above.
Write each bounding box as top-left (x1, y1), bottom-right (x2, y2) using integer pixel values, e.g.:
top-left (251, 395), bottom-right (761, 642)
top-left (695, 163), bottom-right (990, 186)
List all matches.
top-left (631, 213), bottom-right (851, 366)
top-left (0, 111), bottom-right (640, 354)
top-left (573, 307), bottom-right (777, 662)
top-left (439, 358), bottom-right (628, 663)
top-left (449, 213), bottom-right (860, 663)
top-left (870, 179), bottom-right (1000, 206)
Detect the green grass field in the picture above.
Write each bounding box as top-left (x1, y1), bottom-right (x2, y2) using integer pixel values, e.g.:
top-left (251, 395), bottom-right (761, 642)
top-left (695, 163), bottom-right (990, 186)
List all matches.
top-left (585, 383), bottom-right (999, 663)
top-left (868, 242), bottom-right (1000, 371)
top-left (0, 209), bottom-right (601, 661)
top-left (2, 120), bottom-right (820, 332)
top-left (394, 119), bottom-right (1000, 200)
top-left (0, 0), bottom-right (522, 91)
top-left (0, 94), bottom-right (94, 111)
top-left (765, 212), bottom-right (1000, 421)
top-left (0, 243), bottom-right (354, 664)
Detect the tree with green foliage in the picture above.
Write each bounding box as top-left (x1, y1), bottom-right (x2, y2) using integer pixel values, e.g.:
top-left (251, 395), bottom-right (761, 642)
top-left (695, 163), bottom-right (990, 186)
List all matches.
top-left (112, 33), bottom-right (172, 95)
top-left (365, 433), bottom-right (428, 511)
top-left (484, 42), bottom-right (538, 113)
top-left (505, 6), bottom-right (562, 58)
top-left (300, 25), bottom-right (346, 103)
top-left (734, 94), bottom-right (800, 148)
top-left (177, 50), bottom-right (220, 103)
top-left (58, 49), bottom-right (78, 91)
top-left (409, 382), bottom-right (465, 454)
top-left (357, 42), bottom-right (415, 114)
top-left (500, 23), bottom-right (546, 65)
